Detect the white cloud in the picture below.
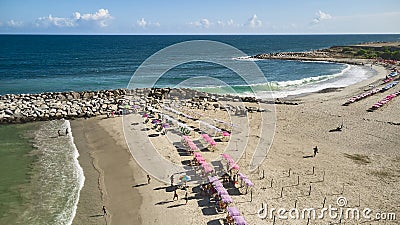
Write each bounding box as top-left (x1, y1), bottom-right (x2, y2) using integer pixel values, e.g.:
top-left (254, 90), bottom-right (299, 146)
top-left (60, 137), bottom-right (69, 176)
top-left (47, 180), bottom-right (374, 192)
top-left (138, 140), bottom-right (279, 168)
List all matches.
top-left (188, 15), bottom-right (265, 31)
top-left (74, 9), bottom-right (112, 27)
top-left (216, 19), bottom-right (241, 28)
top-left (190, 18), bottom-right (211, 28)
top-left (7, 20), bottom-right (23, 28)
top-left (312, 10), bottom-right (332, 24)
top-left (136, 18), bottom-right (160, 28)
top-left (227, 19), bottom-right (236, 27)
top-left (36, 15), bottom-right (76, 27)
top-left (35, 9), bottom-right (112, 28)
top-left (247, 14), bottom-right (262, 28)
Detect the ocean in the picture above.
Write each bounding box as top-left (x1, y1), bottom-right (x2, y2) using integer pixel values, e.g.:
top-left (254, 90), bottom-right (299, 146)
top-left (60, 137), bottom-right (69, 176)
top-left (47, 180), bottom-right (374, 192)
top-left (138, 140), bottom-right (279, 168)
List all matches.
top-left (1, 34), bottom-right (400, 97)
top-left (1, 34), bottom-right (400, 225)
top-left (0, 120), bottom-right (84, 225)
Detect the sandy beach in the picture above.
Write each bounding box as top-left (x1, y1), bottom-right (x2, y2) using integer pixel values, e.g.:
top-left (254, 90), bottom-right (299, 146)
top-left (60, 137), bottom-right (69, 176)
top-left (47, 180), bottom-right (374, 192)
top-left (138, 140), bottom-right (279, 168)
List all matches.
top-left (71, 62), bottom-right (399, 225)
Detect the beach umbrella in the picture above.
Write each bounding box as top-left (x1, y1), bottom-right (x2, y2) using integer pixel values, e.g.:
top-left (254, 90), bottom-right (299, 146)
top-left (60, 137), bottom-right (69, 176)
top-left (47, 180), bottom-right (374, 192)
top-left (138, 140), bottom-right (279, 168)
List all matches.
top-left (180, 175), bottom-right (191, 182)
top-left (194, 152), bottom-right (202, 157)
top-left (203, 165), bottom-right (214, 174)
top-left (216, 187), bottom-right (229, 196)
top-left (244, 178), bottom-right (254, 187)
top-left (212, 181), bottom-right (223, 188)
top-left (222, 132), bottom-right (231, 137)
top-left (237, 173), bottom-right (247, 180)
top-left (227, 207), bottom-right (241, 216)
top-left (230, 163), bottom-right (240, 170)
top-left (221, 153), bottom-right (231, 160)
top-left (208, 176), bottom-right (219, 183)
top-left (232, 216), bottom-right (247, 225)
top-left (179, 175), bottom-right (191, 187)
top-left (221, 194), bottom-right (233, 203)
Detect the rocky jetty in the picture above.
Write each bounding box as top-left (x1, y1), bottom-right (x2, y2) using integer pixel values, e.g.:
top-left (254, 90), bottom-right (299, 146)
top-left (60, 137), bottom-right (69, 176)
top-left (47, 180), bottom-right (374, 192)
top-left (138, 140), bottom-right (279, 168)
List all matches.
top-left (0, 88), bottom-right (265, 124)
top-left (0, 87), bottom-right (299, 124)
top-left (0, 89), bottom-right (128, 124)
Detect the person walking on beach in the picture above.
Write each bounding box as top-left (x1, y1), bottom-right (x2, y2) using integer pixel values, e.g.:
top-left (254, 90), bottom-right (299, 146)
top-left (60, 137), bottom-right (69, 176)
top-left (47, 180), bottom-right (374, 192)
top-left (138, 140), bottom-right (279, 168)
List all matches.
top-left (313, 146), bottom-right (319, 157)
top-left (102, 206), bottom-right (107, 216)
top-left (173, 190), bottom-right (178, 201)
top-left (147, 175), bottom-right (151, 184)
top-left (170, 175), bottom-right (174, 186)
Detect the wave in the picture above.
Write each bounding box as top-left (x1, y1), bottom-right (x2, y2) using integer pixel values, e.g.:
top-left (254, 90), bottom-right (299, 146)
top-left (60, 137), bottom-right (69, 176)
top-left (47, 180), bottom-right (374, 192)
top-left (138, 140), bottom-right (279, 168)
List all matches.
top-left (65, 120), bottom-right (85, 225)
top-left (274, 64), bottom-right (350, 87)
top-left (193, 64), bottom-right (373, 98)
top-left (232, 56), bottom-right (263, 61)
top-left (16, 120), bottom-right (85, 225)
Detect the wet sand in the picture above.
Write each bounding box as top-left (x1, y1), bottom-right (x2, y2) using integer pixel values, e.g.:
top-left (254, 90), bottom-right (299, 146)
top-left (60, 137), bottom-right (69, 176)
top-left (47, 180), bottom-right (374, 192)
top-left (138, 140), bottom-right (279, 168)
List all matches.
top-left (71, 117), bottom-right (142, 225)
top-left (71, 62), bottom-right (400, 225)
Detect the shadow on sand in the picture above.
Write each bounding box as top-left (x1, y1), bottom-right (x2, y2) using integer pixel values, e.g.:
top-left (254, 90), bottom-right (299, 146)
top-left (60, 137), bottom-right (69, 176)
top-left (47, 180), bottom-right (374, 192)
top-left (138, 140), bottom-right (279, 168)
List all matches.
top-left (132, 183), bottom-right (148, 188)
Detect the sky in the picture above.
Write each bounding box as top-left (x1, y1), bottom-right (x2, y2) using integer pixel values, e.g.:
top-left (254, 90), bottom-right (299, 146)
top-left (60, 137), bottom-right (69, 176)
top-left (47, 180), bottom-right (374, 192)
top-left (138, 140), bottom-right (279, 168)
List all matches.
top-left (0, 0), bottom-right (399, 34)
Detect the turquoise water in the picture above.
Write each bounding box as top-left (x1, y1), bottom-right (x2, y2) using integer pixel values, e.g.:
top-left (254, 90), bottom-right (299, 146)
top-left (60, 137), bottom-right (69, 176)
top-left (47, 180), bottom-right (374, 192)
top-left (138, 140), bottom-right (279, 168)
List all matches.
top-left (0, 34), bottom-right (399, 224)
top-left (0, 123), bottom-right (38, 225)
top-left (0, 120), bottom-right (84, 225)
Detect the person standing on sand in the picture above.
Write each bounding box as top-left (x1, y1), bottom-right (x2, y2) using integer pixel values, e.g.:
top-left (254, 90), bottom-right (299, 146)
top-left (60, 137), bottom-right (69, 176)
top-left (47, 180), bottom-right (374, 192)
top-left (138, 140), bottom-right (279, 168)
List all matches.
top-left (313, 146), bottom-right (319, 157)
top-left (185, 191), bottom-right (188, 204)
top-left (147, 175), bottom-right (151, 184)
top-left (102, 206), bottom-right (107, 216)
top-left (65, 128), bottom-right (69, 135)
top-left (173, 190), bottom-right (178, 201)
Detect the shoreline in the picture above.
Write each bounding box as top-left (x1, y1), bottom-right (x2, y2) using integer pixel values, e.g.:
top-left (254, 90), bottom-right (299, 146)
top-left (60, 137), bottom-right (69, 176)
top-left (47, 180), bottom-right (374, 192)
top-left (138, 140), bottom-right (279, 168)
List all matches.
top-left (71, 117), bottom-right (143, 225)
top-left (69, 58), bottom-right (400, 224)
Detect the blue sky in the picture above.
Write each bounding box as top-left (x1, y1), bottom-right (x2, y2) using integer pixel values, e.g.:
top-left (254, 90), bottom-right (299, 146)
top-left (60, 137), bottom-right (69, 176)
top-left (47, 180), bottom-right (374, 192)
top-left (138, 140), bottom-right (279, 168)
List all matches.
top-left (0, 0), bottom-right (399, 34)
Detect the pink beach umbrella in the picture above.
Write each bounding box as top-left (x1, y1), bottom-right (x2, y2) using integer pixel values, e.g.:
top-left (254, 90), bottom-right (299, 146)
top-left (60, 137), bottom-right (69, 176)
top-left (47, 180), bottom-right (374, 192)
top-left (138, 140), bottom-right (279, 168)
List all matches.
top-left (232, 216), bottom-right (247, 225)
top-left (243, 178), bottom-right (254, 187)
top-left (194, 152), bottom-right (202, 157)
top-left (212, 181), bottom-right (223, 187)
top-left (222, 131), bottom-right (231, 136)
top-left (221, 153), bottom-right (232, 160)
top-left (221, 194), bottom-right (233, 203)
top-left (208, 176), bottom-right (219, 183)
top-left (227, 207), bottom-right (241, 216)
top-left (203, 165), bottom-right (213, 174)
top-left (230, 163), bottom-right (240, 170)
top-left (216, 187), bottom-right (229, 196)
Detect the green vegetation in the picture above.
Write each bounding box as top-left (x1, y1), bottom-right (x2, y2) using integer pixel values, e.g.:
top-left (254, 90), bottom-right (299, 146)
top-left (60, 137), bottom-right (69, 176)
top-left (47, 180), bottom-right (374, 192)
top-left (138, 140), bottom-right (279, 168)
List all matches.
top-left (343, 46), bottom-right (400, 60)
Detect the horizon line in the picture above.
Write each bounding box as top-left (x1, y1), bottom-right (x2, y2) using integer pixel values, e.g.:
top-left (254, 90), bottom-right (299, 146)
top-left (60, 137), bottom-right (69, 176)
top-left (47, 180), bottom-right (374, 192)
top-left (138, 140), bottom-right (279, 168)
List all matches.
top-left (1, 32), bottom-right (400, 36)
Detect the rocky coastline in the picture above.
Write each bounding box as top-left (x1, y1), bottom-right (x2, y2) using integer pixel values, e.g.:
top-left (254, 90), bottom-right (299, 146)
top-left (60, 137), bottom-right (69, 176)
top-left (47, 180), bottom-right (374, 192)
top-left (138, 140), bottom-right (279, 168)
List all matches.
top-left (0, 88), bottom-right (267, 124)
top-left (251, 41), bottom-right (400, 64)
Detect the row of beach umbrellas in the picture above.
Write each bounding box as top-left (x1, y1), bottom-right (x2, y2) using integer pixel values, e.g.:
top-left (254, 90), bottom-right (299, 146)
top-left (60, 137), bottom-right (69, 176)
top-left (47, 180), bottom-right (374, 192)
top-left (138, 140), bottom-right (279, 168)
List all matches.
top-left (221, 153), bottom-right (240, 171)
top-left (370, 90), bottom-right (400, 110)
top-left (182, 135), bottom-right (198, 151)
top-left (227, 207), bottom-right (248, 225)
top-left (343, 88), bottom-right (380, 105)
top-left (193, 152), bottom-right (214, 174)
top-left (201, 133), bottom-right (217, 147)
top-left (383, 71), bottom-right (398, 83)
